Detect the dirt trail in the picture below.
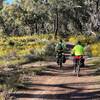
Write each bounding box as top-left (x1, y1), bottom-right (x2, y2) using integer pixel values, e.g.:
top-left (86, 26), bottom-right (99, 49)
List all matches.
top-left (14, 59), bottom-right (100, 100)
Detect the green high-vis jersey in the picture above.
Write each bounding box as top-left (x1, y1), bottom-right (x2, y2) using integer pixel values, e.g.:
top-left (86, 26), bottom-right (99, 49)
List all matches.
top-left (72, 45), bottom-right (84, 56)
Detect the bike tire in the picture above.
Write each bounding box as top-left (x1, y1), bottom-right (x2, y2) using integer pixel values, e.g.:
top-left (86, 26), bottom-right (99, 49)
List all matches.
top-left (76, 64), bottom-right (80, 77)
top-left (59, 58), bottom-right (62, 69)
top-left (76, 60), bottom-right (81, 77)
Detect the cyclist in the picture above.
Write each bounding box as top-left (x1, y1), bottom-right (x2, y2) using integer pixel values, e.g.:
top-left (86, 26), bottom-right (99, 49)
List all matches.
top-left (55, 39), bottom-right (66, 65)
top-left (71, 41), bottom-right (85, 72)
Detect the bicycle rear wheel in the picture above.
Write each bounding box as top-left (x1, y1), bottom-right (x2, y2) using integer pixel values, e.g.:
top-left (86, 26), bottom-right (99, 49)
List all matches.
top-left (76, 60), bottom-right (81, 77)
top-left (59, 58), bottom-right (62, 69)
top-left (76, 64), bottom-right (80, 77)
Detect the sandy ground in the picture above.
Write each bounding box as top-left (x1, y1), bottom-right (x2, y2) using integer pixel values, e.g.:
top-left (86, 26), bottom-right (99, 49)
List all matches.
top-left (13, 58), bottom-right (100, 100)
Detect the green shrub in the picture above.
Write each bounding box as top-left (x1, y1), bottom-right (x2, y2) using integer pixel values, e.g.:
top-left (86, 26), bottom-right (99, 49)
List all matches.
top-left (44, 41), bottom-right (56, 56)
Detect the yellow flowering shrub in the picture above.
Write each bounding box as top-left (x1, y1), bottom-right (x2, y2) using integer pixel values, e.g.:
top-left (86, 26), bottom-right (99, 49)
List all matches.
top-left (91, 43), bottom-right (100, 56)
top-left (68, 37), bottom-right (78, 44)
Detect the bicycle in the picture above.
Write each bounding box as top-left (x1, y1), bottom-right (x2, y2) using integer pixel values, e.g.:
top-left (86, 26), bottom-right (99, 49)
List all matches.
top-left (73, 56), bottom-right (83, 77)
top-left (56, 50), bottom-right (64, 69)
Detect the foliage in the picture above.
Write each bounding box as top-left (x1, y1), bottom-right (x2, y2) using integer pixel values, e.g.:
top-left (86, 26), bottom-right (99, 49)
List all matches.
top-left (0, 0), bottom-right (100, 36)
top-left (44, 41), bottom-right (56, 56)
top-left (91, 43), bottom-right (100, 56)
top-left (68, 36), bottom-right (78, 44)
top-left (0, 34), bottom-right (54, 67)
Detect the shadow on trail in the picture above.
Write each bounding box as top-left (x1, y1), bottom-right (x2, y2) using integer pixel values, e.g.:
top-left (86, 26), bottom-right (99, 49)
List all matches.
top-left (44, 64), bottom-right (76, 71)
top-left (23, 81), bottom-right (100, 88)
top-left (13, 90), bottom-right (100, 100)
top-left (47, 64), bottom-right (74, 71)
top-left (37, 65), bottom-right (96, 77)
top-left (36, 65), bottom-right (74, 76)
top-left (93, 69), bottom-right (100, 76)
top-left (13, 81), bottom-right (100, 100)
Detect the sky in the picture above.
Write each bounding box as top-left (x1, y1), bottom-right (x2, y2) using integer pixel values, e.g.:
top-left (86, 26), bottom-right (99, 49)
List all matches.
top-left (5, 0), bottom-right (14, 4)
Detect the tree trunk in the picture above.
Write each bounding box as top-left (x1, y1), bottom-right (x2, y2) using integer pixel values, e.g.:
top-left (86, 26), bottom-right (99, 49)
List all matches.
top-left (54, 8), bottom-right (59, 39)
top-left (35, 22), bottom-right (38, 34)
top-left (96, 0), bottom-right (100, 12)
top-left (0, 0), bottom-right (3, 9)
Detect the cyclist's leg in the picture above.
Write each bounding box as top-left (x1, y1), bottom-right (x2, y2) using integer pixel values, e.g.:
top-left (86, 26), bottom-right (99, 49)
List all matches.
top-left (60, 53), bottom-right (63, 68)
top-left (57, 52), bottom-right (62, 66)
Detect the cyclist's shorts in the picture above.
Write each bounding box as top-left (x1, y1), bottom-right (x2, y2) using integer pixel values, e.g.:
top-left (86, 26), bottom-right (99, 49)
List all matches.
top-left (74, 56), bottom-right (83, 60)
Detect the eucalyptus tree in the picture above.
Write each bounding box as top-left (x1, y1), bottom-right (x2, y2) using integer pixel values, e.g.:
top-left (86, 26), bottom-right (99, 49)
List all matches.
top-left (49, 0), bottom-right (76, 38)
top-left (17, 0), bottom-right (49, 35)
top-left (0, 0), bottom-right (100, 36)
top-left (70, 0), bottom-right (100, 35)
